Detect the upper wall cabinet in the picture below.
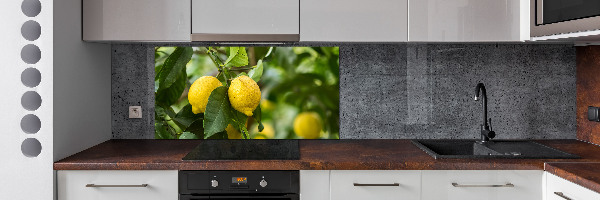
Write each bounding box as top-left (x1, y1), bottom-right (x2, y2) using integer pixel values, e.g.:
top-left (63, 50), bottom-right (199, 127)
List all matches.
top-left (191, 0), bottom-right (300, 41)
top-left (409, 0), bottom-right (530, 42)
top-left (83, 0), bottom-right (191, 41)
top-left (300, 0), bottom-right (408, 42)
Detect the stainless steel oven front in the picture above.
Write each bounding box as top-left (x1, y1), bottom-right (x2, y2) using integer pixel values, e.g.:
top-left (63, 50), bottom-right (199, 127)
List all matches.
top-left (531, 0), bottom-right (600, 37)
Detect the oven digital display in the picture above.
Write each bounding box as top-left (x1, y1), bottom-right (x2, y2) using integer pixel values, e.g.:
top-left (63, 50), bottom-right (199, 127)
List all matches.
top-left (232, 177), bottom-right (247, 184)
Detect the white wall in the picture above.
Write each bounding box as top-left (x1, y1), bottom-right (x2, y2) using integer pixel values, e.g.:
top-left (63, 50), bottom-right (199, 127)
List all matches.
top-left (0, 0), bottom-right (111, 199)
top-left (0, 0), bottom-right (54, 199)
top-left (53, 0), bottom-right (112, 162)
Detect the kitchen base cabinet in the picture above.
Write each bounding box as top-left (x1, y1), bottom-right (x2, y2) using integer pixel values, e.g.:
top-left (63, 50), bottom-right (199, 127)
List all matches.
top-left (422, 170), bottom-right (543, 200)
top-left (330, 170), bottom-right (421, 200)
top-left (300, 170), bottom-right (330, 200)
top-left (545, 172), bottom-right (600, 200)
top-left (57, 170), bottom-right (178, 200)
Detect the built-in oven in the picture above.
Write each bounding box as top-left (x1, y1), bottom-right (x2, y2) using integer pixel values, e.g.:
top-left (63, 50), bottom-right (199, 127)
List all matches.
top-left (179, 171), bottom-right (299, 200)
top-left (531, 0), bottom-right (600, 38)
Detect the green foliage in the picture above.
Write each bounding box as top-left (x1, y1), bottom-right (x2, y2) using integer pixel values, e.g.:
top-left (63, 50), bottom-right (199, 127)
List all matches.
top-left (154, 46), bottom-right (339, 139)
top-left (248, 60), bottom-right (263, 82)
top-left (179, 132), bottom-right (199, 139)
top-left (202, 86), bottom-right (232, 138)
top-left (224, 47), bottom-right (249, 67)
top-left (158, 47), bottom-right (193, 89)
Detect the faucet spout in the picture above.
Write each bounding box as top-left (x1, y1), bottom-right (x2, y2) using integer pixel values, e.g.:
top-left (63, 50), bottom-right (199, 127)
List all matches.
top-left (474, 83), bottom-right (495, 142)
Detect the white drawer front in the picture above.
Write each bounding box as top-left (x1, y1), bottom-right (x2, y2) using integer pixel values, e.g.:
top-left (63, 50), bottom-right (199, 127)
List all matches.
top-left (422, 170), bottom-right (542, 200)
top-left (57, 170), bottom-right (178, 200)
top-left (300, 170), bottom-right (330, 200)
top-left (546, 172), bottom-right (600, 200)
top-left (330, 170), bottom-right (421, 200)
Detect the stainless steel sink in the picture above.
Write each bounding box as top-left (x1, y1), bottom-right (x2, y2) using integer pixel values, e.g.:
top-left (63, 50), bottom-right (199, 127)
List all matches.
top-left (412, 140), bottom-right (579, 159)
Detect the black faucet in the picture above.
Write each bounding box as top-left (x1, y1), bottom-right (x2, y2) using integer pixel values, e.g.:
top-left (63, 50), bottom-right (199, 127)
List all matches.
top-left (474, 83), bottom-right (495, 143)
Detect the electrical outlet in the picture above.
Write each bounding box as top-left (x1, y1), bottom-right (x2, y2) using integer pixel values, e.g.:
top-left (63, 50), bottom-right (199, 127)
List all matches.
top-left (129, 106), bottom-right (142, 119)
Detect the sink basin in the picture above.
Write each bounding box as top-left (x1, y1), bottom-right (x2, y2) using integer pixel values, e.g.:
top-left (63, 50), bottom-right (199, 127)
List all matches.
top-left (412, 140), bottom-right (579, 159)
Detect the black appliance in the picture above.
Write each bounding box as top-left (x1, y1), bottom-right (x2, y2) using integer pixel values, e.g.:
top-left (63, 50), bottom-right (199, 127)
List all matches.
top-left (179, 171), bottom-right (299, 200)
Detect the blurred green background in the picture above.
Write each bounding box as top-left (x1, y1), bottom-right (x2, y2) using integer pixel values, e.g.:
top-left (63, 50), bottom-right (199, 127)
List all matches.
top-left (154, 47), bottom-right (340, 139)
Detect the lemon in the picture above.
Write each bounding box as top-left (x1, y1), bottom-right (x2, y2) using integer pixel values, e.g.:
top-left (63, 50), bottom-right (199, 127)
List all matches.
top-left (228, 75), bottom-right (261, 116)
top-left (253, 123), bottom-right (275, 139)
top-left (261, 99), bottom-right (275, 111)
top-left (188, 76), bottom-right (223, 114)
top-left (293, 112), bottom-right (322, 139)
top-left (226, 124), bottom-right (242, 139)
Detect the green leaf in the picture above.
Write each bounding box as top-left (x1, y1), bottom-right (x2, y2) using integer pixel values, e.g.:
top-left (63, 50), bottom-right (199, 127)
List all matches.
top-left (230, 109), bottom-right (249, 139)
top-left (252, 105), bottom-right (264, 132)
top-left (156, 71), bottom-right (186, 106)
top-left (253, 47), bottom-right (274, 60)
top-left (207, 131), bottom-right (228, 139)
top-left (203, 86), bottom-right (231, 138)
top-left (186, 120), bottom-right (204, 135)
top-left (174, 104), bottom-right (204, 130)
top-left (264, 47), bottom-right (274, 58)
top-left (224, 47), bottom-right (249, 67)
top-left (179, 132), bottom-right (199, 139)
top-left (155, 64), bottom-right (163, 81)
top-left (248, 60), bottom-right (263, 82)
top-left (158, 47), bottom-right (193, 90)
top-left (155, 122), bottom-right (175, 139)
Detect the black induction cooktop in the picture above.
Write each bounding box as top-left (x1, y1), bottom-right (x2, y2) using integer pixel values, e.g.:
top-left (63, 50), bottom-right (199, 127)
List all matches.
top-left (182, 140), bottom-right (300, 160)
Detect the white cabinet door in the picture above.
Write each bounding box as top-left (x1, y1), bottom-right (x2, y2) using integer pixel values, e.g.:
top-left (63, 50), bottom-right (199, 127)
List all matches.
top-left (545, 172), bottom-right (600, 200)
top-left (300, 170), bottom-right (330, 200)
top-left (301, 0), bottom-right (408, 42)
top-left (191, 0), bottom-right (299, 41)
top-left (422, 170), bottom-right (542, 200)
top-left (57, 170), bottom-right (178, 200)
top-left (330, 170), bottom-right (420, 200)
top-left (409, 0), bottom-right (529, 42)
top-left (83, 0), bottom-right (191, 41)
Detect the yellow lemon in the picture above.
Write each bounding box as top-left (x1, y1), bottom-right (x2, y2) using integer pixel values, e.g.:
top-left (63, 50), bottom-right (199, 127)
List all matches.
top-left (293, 112), bottom-right (322, 139)
top-left (254, 135), bottom-right (266, 139)
top-left (225, 124), bottom-right (241, 139)
top-left (188, 76), bottom-right (223, 114)
top-left (228, 76), bottom-right (261, 116)
top-left (261, 99), bottom-right (275, 111)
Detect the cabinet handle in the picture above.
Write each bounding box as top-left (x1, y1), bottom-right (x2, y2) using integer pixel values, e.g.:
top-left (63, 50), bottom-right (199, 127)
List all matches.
top-left (451, 183), bottom-right (514, 188)
top-left (554, 192), bottom-right (573, 200)
top-left (86, 184), bottom-right (148, 188)
top-left (353, 183), bottom-right (400, 186)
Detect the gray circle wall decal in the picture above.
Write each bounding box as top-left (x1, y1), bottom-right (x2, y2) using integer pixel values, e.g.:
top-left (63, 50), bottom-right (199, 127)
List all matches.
top-left (21, 20), bottom-right (41, 41)
top-left (21, 138), bottom-right (42, 157)
top-left (21, 44), bottom-right (41, 64)
top-left (21, 68), bottom-right (41, 88)
top-left (21, 0), bottom-right (41, 17)
top-left (20, 114), bottom-right (41, 134)
top-left (21, 91), bottom-right (42, 111)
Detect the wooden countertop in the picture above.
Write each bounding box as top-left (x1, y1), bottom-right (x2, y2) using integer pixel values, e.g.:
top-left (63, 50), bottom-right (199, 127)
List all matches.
top-left (545, 162), bottom-right (600, 194)
top-left (54, 139), bottom-right (600, 171)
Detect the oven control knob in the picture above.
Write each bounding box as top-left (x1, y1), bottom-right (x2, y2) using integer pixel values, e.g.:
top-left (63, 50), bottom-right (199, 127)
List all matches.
top-left (259, 179), bottom-right (267, 187)
top-left (211, 180), bottom-right (219, 188)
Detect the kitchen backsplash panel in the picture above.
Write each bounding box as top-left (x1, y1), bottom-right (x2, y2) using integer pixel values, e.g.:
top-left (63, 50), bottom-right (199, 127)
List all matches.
top-left (112, 44), bottom-right (576, 139)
